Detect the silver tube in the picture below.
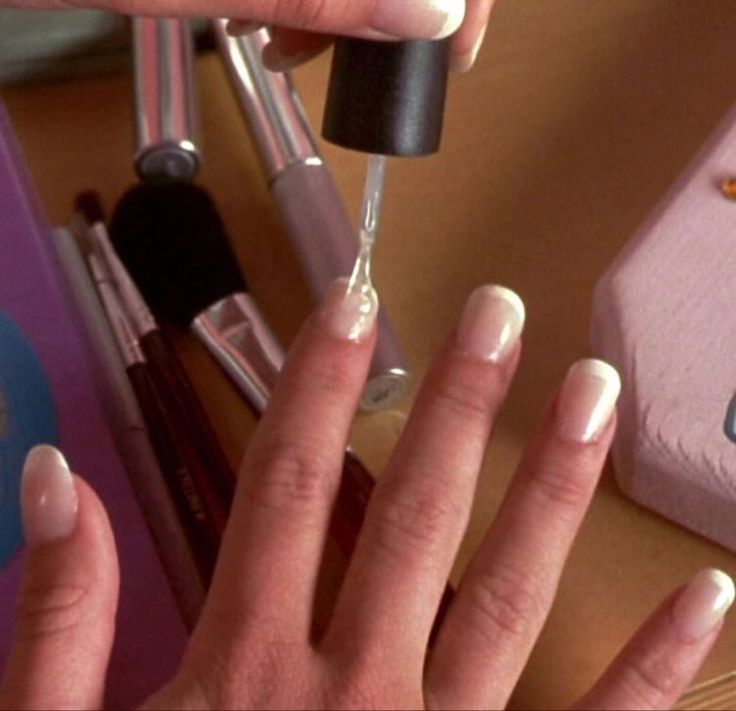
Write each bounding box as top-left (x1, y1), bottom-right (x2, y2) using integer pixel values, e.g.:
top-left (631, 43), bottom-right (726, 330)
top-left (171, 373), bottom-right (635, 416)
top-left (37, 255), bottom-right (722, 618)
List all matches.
top-left (133, 17), bottom-right (200, 181)
top-left (214, 21), bottom-right (411, 411)
top-left (214, 23), bottom-right (318, 179)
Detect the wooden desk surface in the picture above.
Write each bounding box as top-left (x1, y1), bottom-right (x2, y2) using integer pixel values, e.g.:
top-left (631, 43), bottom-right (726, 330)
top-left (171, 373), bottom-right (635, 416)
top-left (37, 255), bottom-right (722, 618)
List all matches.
top-left (4, 1), bottom-right (736, 707)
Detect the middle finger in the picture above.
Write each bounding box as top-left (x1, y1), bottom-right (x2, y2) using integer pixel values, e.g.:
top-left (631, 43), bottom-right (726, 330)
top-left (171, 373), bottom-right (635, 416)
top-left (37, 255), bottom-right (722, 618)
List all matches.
top-left (323, 285), bottom-right (525, 665)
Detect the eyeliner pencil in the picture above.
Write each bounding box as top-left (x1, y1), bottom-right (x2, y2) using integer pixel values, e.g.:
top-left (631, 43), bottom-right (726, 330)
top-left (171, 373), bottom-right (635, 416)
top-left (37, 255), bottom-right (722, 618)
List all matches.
top-left (55, 226), bottom-right (205, 628)
top-left (74, 196), bottom-right (234, 530)
top-left (87, 253), bottom-right (221, 586)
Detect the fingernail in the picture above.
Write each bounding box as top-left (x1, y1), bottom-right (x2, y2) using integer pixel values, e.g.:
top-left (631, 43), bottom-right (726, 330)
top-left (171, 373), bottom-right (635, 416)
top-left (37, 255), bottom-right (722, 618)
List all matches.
top-left (262, 42), bottom-right (325, 72)
top-left (555, 359), bottom-right (621, 443)
top-left (21, 445), bottom-right (78, 546)
top-left (321, 277), bottom-right (379, 343)
top-left (455, 284), bottom-right (525, 363)
top-left (673, 569), bottom-right (735, 640)
top-left (226, 19), bottom-right (264, 36)
top-left (452, 23), bottom-right (488, 73)
top-left (370, 0), bottom-right (465, 39)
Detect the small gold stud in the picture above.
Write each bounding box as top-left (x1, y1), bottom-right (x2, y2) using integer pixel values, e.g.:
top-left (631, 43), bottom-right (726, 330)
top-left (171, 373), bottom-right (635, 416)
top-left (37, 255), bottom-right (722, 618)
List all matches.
top-left (721, 177), bottom-right (736, 200)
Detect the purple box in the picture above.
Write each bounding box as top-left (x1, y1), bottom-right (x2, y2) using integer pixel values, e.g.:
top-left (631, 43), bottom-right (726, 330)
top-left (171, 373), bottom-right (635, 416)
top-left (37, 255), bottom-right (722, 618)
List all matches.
top-left (0, 101), bottom-right (186, 707)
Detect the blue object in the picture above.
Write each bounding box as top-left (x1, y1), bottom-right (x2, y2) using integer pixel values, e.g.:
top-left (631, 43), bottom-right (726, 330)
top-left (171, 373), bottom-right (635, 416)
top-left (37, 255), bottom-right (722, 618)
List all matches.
top-left (0, 310), bottom-right (57, 568)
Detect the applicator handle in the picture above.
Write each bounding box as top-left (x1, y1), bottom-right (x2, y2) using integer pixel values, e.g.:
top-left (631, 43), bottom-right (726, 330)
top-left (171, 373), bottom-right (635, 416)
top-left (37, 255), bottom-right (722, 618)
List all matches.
top-left (322, 38), bottom-right (450, 156)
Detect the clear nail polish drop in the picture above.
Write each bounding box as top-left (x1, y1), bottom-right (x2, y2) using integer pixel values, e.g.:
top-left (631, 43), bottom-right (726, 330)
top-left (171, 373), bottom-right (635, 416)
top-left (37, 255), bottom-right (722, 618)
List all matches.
top-left (348, 153), bottom-right (386, 332)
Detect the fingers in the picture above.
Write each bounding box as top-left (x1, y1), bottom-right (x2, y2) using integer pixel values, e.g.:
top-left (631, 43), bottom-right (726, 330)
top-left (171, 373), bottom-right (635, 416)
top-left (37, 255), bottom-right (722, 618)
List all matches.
top-left (108, 0), bottom-right (464, 41)
top-left (0, 446), bottom-right (120, 711)
top-left (324, 285), bottom-right (525, 665)
top-left (450, 0), bottom-right (495, 72)
top-left (426, 359), bottom-right (621, 709)
top-left (195, 280), bottom-right (378, 648)
top-left (261, 28), bottom-right (334, 72)
top-left (573, 569), bottom-right (735, 711)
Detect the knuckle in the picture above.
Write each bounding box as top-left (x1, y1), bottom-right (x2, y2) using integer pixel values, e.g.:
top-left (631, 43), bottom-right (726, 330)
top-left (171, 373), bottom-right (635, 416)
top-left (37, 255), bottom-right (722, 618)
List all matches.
top-left (244, 440), bottom-right (333, 515)
top-left (616, 649), bottom-right (681, 710)
top-left (430, 368), bottom-right (496, 427)
top-left (187, 635), bottom-right (301, 708)
top-left (368, 483), bottom-right (465, 564)
top-left (15, 582), bottom-right (91, 641)
top-left (273, 0), bottom-right (331, 28)
top-left (522, 456), bottom-right (593, 513)
top-left (459, 563), bottom-right (547, 643)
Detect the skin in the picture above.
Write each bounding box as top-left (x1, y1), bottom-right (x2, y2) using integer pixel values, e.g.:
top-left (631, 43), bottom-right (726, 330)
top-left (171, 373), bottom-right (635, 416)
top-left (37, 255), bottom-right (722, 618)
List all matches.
top-left (3, 0), bottom-right (495, 72)
top-left (0, 4), bottom-right (723, 705)
top-left (0, 285), bottom-right (723, 710)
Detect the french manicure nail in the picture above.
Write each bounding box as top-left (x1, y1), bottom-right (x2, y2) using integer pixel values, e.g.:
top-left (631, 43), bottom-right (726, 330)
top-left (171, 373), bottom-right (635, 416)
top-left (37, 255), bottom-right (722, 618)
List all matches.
top-left (673, 569), bottom-right (735, 640)
top-left (321, 278), bottom-right (379, 343)
top-left (556, 359), bottom-right (621, 443)
top-left (452, 23), bottom-right (488, 73)
top-left (21, 445), bottom-right (78, 546)
top-left (455, 284), bottom-right (525, 363)
top-left (370, 0), bottom-right (465, 39)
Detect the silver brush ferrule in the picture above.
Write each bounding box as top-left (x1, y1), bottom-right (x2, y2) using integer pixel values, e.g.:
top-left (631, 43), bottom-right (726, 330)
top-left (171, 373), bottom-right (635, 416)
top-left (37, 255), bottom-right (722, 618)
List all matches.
top-left (192, 293), bottom-right (285, 414)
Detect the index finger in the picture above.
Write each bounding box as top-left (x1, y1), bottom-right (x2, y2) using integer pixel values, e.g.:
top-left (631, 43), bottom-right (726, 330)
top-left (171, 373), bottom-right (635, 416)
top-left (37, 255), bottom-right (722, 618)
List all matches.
top-left (193, 280), bottom-right (377, 648)
top-left (81, 0), bottom-right (465, 41)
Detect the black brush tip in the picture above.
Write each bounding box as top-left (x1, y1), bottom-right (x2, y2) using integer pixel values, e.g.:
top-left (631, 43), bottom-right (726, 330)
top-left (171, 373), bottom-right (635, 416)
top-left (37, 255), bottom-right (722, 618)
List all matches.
top-left (109, 182), bottom-right (247, 330)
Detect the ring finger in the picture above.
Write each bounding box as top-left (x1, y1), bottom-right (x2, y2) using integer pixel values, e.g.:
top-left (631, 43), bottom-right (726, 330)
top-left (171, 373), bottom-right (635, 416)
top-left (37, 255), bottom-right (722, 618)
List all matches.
top-left (426, 358), bottom-right (621, 709)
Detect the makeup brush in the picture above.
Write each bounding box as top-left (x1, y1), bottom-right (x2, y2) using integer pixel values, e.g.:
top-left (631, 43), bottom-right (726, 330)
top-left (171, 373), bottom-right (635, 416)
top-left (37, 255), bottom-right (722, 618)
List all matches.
top-left (108, 181), bottom-right (381, 551)
top-left (109, 180), bottom-right (455, 631)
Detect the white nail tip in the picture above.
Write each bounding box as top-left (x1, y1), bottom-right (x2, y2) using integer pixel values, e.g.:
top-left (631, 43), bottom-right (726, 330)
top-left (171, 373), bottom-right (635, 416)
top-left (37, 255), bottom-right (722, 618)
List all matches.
top-left (706, 569), bottom-right (736, 611)
top-left (486, 284), bottom-right (526, 327)
top-left (433, 0), bottom-right (466, 37)
top-left (24, 444), bottom-right (70, 477)
top-left (572, 359), bottom-right (621, 397)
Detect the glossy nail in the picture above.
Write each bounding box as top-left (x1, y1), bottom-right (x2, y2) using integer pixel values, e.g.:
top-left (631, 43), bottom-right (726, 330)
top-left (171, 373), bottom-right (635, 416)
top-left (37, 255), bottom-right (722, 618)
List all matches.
top-left (321, 277), bottom-right (379, 343)
top-left (673, 569), bottom-right (735, 640)
top-left (21, 445), bottom-right (78, 546)
top-left (370, 0), bottom-right (465, 39)
top-left (452, 23), bottom-right (488, 73)
top-left (455, 284), bottom-right (525, 363)
top-left (556, 359), bottom-right (621, 443)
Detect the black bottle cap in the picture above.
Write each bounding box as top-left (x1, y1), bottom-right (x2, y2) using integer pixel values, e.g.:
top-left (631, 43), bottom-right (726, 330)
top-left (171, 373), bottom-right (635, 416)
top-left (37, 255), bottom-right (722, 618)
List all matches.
top-left (322, 38), bottom-right (450, 156)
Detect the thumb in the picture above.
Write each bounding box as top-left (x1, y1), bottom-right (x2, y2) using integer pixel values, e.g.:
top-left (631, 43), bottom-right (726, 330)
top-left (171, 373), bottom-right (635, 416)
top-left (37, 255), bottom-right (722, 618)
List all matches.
top-left (0, 445), bottom-right (120, 710)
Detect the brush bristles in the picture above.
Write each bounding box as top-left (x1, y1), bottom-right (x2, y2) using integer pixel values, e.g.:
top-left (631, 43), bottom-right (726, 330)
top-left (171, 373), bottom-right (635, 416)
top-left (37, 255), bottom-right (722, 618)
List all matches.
top-left (109, 182), bottom-right (248, 329)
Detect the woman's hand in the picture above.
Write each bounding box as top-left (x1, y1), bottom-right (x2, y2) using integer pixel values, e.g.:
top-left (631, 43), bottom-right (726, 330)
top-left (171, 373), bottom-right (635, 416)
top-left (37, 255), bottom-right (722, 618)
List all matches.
top-left (9, 0), bottom-right (491, 73)
top-left (1, 281), bottom-right (732, 710)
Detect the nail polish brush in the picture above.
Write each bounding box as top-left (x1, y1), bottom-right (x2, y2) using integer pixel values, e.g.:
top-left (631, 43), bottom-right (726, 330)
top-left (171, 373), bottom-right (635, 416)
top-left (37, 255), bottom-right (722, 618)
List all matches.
top-left (322, 36), bottom-right (450, 329)
top-left (214, 22), bottom-right (411, 412)
top-left (322, 37), bottom-right (455, 636)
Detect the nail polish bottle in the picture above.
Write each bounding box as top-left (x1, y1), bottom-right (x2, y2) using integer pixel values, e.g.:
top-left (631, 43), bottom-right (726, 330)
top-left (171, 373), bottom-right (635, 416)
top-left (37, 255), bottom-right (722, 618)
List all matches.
top-left (322, 38), bottom-right (450, 156)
